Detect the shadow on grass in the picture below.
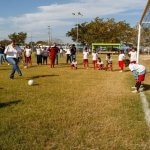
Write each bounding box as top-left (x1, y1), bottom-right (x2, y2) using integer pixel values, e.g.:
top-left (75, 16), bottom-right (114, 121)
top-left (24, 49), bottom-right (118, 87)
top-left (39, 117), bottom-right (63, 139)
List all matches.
top-left (27, 74), bottom-right (59, 80)
top-left (0, 68), bottom-right (11, 71)
top-left (143, 84), bottom-right (150, 91)
top-left (0, 100), bottom-right (21, 108)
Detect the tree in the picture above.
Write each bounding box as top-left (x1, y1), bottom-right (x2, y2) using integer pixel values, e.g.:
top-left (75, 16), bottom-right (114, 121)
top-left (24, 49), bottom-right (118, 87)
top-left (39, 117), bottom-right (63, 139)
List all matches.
top-left (8, 32), bottom-right (27, 44)
top-left (66, 18), bottom-right (137, 45)
top-left (0, 39), bottom-right (11, 46)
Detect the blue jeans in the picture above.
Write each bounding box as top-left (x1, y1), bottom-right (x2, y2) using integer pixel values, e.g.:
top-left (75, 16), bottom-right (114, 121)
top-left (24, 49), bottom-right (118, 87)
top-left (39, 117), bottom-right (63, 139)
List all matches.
top-left (70, 54), bottom-right (76, 62)
top-left (7, 57), bottom-right (22, 79)
top-left (0, 54), bottom-right (5, 64)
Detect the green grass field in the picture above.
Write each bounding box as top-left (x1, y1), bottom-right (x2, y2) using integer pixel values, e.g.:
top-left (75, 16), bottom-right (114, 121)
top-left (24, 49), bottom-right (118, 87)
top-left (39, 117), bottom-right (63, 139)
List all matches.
top-left (0, 54), bottom-right (150, 150)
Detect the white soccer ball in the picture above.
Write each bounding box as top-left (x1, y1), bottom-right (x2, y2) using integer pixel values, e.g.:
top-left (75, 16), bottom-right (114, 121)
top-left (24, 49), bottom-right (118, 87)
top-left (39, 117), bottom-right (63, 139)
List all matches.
top-left (24, 66), bottom-right (27, 69)
top-left (28, 80), bottom-right (34, 86)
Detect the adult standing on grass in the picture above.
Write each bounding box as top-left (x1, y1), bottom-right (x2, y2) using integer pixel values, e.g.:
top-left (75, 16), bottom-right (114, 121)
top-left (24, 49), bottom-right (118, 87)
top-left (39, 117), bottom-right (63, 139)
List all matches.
top-left (42, 47), bottom-right (49, 65)
top-left (66, 46), bottom-right (71, 64)
top-left (4, 40), bottom-right (22, 80)
top-left (36, 46), bottom-right (42, 65)
top-left (49, 43), bottom-right (59, 68)
top-left (55, 44), bottom-right (59, 65)
top-left (0, 44), bottom-right (5, 64)
top-left (70, 44), bottom-right (76, 62)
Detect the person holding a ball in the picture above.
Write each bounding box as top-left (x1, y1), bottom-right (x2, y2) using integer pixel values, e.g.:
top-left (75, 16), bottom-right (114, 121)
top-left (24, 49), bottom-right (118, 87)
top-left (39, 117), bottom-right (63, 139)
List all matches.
top-left (4, 40), bottom-right (22, 80)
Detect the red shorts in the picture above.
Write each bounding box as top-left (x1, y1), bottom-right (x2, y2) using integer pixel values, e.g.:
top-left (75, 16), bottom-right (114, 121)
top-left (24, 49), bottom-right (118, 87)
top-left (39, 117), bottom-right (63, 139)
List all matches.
top-left (83, 59), bottom-right (88, 63)
top-left (71, 64), bottom-right (77, 69)
top-left (130, 61), bottom-right (136, 64)
top-left (93, 60), bottom-right (97, 64)
top-left (138, 74), bottom-right (145, 82)
top-left (118, 61), bottom-right (124, 68)
top-left (26, 56), bottom-right (31, 63)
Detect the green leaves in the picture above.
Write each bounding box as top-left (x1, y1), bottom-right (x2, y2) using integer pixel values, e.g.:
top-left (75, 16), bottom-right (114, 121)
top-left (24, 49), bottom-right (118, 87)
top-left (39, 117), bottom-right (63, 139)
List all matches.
top-left (67, 18), bottom-right (137, 45)
top-left (8, 32), bottom-right (27, 44)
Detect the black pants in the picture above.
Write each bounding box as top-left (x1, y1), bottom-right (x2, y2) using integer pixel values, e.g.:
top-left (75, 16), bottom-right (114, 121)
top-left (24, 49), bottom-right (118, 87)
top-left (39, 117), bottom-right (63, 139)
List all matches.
top-left (66, 54), bottom-right (71, 64)
top-left (37, 55), bottom-right (42, 65)
top-left (55, 54), bottom-right (58, 65)
top-left (43, 56), bottom-right (48, 65)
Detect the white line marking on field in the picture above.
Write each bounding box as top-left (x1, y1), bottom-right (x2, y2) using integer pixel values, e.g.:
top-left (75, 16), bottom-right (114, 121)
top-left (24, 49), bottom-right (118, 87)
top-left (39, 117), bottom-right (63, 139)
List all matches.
top-left (140, 92), bottom-right (150, 128)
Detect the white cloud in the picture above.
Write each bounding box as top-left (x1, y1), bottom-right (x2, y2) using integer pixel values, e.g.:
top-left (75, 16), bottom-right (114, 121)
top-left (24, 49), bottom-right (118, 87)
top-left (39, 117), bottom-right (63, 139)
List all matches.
top-left (0, 0), bottom-right (147, 42)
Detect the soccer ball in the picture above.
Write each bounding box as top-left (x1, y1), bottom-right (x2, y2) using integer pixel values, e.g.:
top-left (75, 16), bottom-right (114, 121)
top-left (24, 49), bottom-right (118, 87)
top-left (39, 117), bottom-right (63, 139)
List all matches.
top-left (28, 80), bottom-right (34, 86)
top-left (24, 66), bottom-right (27, 69)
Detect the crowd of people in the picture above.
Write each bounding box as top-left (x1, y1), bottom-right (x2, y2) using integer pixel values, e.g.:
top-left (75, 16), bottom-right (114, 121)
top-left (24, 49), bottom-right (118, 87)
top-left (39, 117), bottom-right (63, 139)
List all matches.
top-left (0, 40), bottom-right (146, 93)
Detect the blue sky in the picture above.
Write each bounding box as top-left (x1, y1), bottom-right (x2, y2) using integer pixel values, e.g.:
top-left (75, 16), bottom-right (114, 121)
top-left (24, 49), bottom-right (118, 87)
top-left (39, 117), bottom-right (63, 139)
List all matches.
top-left (0, 0), bottom-right (147, 43)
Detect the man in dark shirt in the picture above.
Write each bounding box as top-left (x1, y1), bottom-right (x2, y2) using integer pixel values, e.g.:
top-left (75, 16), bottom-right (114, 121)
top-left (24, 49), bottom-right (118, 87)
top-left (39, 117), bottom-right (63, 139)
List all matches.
top-left (70, 44), bottom-right (76, 62)
top-left (0, 44), bottom-right (5, 64)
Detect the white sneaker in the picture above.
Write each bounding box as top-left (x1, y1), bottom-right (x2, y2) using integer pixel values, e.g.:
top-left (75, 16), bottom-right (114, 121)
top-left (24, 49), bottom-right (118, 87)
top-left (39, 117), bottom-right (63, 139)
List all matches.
top-left (131, 87), bottom-right (136, 89)
top-left (139, 88), bottom-right (144, 92)
top-left (132, 90), bottom-right (138, 93)
top-left (140, 85), bottom-right (143, 88)
top-left (119, 70), bottom-right (123, 72)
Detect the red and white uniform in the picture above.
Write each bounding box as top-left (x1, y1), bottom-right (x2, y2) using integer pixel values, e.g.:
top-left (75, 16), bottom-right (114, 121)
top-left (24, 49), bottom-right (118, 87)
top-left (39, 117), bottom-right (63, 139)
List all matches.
top-left (83, 51), bottom-right (89, 62)
top-left (24, 48), bottom-right (32, 57)
top-left (92, 53), bottom-right (98, 61)
top-left (129, 63), bottom-right (146, 82)
top-left (71, 60), bottom-right (77, 69)
top-left (129, 51), bottom-right (137, 63)
top-left (97, 61), bottom-right (104, 69)
top-left (106, 56), bottom-right (113, 71)
top-left (118, 53), bottom-right (125, 70)
top-left (24, 48), bottom-right (32, 64)
top-left (92, 52), bottom-right (98, 69)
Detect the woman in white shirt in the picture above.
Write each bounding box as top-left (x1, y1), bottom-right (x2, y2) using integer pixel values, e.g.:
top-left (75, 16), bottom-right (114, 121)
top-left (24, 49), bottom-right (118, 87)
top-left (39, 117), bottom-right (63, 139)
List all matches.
top-left (66, 46), bottom-right (71, 64)
top-left (36, 46), bottom-right (42, 65)
top-left (4, 40), bottom-right (22, 80)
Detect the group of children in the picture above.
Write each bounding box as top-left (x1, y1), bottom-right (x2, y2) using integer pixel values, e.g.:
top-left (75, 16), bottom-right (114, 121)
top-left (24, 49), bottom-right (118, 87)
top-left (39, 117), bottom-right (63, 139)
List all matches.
top-left (71, 47), bottom-right (147, 94)
top-left (71, 49), bottom-right (113, 71)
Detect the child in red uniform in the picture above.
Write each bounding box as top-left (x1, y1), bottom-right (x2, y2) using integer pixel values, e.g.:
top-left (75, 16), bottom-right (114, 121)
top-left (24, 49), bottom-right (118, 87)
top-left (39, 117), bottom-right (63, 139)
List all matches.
top-left (106, 53), bottom-right (113, 71)
top-left (83, 47), bottom-right (89, 69)
top-left (124, 59), bottom-right (146, 93)
top-left (118, 50), bottom-right (125, 72)
top-left (92, 50), bottom-right (98, 69)
top-left (71, 58), bottom-right (77, 70)
top-left (96, 57), bottom-right (104, 70)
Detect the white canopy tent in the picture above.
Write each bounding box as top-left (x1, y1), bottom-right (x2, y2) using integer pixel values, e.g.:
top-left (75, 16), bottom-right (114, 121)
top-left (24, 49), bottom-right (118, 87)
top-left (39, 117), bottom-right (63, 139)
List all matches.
top-left (137, 0), bottom-right (150, 63)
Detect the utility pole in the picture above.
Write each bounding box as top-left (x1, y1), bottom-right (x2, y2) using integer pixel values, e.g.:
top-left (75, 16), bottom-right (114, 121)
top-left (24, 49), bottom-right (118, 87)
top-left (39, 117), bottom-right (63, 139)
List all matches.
top-left (48, 26), bottom-right (50, 46)
top-left (72, 12), bottom-right (83, 43)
